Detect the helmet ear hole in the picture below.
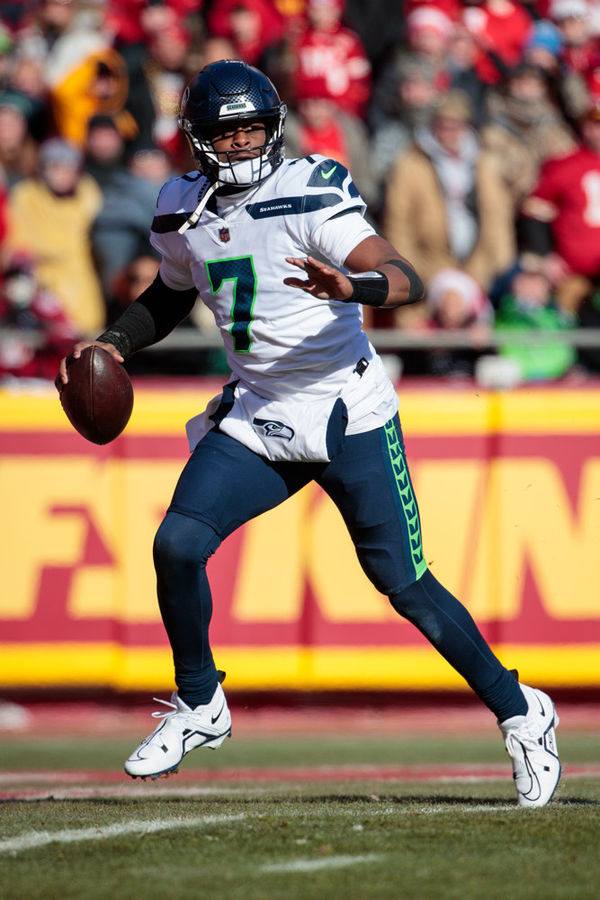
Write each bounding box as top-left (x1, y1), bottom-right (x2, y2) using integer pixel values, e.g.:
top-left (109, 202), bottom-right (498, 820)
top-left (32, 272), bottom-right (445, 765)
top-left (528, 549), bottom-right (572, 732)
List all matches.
top-left (178, 60), bottom-right (286, 186)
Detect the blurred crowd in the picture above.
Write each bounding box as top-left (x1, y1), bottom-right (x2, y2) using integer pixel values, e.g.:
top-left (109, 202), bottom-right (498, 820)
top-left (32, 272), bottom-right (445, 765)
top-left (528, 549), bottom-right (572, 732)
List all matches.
top-left (1, 0), bottom-right (600, 383)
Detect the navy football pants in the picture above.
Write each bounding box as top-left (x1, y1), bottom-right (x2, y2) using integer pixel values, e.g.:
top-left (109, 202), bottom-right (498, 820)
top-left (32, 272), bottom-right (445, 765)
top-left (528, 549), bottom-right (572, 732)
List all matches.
top-left (153, 416), bottom-right (526, 721)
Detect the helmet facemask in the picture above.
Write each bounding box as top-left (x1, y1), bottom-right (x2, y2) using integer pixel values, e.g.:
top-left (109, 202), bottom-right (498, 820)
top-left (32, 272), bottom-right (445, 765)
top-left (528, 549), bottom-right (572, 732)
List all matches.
top-left (180, 107), bottom-right (286, 187)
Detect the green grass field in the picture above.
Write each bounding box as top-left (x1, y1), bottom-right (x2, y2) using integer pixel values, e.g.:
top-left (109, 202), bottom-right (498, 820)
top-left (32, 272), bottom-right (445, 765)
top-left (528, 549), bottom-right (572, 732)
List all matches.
top-left (2, 714), bottom-right (599, 899)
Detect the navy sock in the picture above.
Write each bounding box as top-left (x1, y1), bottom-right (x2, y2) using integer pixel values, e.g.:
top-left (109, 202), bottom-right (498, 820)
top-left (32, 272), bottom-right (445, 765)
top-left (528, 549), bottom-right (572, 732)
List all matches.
top-left (176, 672), bottom-right (219, 710)
top-left (390, 569), bottom-right (527, 720)
top-left (478, 668), bottom-right (528, 722)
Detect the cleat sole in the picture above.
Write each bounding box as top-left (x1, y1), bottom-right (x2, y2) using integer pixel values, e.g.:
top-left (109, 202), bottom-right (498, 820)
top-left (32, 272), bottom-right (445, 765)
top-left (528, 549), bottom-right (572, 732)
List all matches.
top-left (125, 761), bottom-right (182, 781)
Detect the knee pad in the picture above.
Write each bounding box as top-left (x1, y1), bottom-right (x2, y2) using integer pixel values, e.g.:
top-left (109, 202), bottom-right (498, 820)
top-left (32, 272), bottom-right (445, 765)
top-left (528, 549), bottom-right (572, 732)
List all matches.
top-left (153, 511), bottom-right (221, 572)
top-left (388, 570), bottom-right (444, 642)
top-left (389, 575), bottom-right (425, 619)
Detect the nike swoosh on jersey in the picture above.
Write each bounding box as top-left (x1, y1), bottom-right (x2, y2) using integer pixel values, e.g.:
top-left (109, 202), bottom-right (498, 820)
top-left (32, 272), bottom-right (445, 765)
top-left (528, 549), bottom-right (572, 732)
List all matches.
top-left (321, 165), bottom-right (337, 180)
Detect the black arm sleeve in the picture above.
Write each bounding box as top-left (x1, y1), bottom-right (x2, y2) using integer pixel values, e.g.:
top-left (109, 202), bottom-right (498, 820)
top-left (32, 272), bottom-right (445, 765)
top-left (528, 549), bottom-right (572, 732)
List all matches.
top-left (386, 258), bottom-right (424, 304)
top-left (96, 273), bottom-right (198, 359)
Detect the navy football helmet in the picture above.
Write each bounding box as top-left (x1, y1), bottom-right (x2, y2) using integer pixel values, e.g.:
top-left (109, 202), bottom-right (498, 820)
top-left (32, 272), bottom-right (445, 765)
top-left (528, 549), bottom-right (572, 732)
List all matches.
top-left (179, 59), bottom-right (287, 187)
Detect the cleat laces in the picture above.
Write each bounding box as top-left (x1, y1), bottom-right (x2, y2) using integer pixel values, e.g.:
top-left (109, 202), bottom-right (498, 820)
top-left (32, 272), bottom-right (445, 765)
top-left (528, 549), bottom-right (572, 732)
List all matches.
top-left (150, 696), bottom-right (180, 720)
top-left (503, 712), bottom-right (558, 759)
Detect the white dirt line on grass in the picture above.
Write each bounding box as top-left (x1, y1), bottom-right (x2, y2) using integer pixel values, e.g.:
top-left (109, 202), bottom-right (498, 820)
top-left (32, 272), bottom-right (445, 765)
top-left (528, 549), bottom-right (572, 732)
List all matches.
top-left (321, 804), bottom-right (519, 817)
top-left (0, 813), bottom-right (246, 855)
top-left (261, 853), bottom-right (382, 873)
top-left (285, 804), bottom-right (520, 819)
top-left (415, 804), bottom-right (517, 814)
top-left (0, 772), bottom-right (94, 784)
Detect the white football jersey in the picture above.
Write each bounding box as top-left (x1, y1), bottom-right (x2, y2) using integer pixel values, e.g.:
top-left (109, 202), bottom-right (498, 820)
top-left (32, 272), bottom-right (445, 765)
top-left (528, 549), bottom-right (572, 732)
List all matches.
top-left (150, 155), bottom-right (398, 436)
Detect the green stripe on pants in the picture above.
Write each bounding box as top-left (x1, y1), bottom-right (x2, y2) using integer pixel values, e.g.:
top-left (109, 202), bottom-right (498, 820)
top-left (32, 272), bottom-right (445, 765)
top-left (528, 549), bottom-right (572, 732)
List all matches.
top-left (383, 418), bottom-right (427, 580)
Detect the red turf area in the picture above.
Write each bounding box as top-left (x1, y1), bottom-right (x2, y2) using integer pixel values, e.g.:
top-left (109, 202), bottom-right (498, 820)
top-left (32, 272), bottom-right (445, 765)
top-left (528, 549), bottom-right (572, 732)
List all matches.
top-left (1, 693), bottom-right (599, 737)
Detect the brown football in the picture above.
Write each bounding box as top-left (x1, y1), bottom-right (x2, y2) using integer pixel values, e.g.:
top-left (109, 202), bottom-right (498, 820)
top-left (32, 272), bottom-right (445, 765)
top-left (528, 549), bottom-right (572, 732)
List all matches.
top-left (57, 346), bottom-right (134, 444)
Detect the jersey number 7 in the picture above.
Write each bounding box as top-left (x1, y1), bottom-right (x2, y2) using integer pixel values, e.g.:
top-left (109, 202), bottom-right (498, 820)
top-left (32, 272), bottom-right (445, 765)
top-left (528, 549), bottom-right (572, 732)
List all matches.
top-left (206, 256), bottom-right (257, 353)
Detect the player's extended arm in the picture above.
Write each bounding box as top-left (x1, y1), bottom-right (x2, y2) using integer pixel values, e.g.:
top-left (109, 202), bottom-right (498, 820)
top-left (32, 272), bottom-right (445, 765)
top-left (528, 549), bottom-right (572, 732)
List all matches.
top-left (57, 273), bottom-right (198, 385)
top-left (284, 235), bottom-right (424, 309)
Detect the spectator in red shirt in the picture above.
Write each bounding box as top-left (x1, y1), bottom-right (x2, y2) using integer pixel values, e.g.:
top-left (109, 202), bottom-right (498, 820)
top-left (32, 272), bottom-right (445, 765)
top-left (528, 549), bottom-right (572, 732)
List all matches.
top-left (585, 52), bottom-right (600, 97)
top-left (520, 99), bottom-right (600, 311)
top-left (461, 0), bottom-right (534, 84)
top-left (550, 0), bottom-right (600, 76)
top-left (104, 0), bottom-right (203, 48)
top-left (291, 0), bottom-right (371, 118)
top-left (206, 0), bottom-right (286, 67)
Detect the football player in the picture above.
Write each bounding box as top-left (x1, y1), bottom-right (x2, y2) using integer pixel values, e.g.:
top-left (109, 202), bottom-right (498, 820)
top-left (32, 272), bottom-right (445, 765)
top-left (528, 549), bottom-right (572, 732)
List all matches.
top-left (57, 60), bottom-right (560, 807)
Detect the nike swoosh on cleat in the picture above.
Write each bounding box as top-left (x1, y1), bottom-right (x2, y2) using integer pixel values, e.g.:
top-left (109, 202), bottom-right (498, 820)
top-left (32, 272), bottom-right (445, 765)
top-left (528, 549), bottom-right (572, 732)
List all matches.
top-left (321, 165), bottom-right (337, 180)
top-left (521, 748), bottom-right (541, 801)
top-left (211, 702), bottom-right (225, 724)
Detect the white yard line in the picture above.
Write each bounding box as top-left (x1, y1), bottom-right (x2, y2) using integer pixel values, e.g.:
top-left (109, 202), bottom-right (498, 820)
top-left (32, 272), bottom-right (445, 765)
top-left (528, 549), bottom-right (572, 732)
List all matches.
top-left (262, 853), bottom-right (381, 873)
top-left (0, 813), bottom-right (245, 855)
top-left (0, 801), bottom-right (530, 859)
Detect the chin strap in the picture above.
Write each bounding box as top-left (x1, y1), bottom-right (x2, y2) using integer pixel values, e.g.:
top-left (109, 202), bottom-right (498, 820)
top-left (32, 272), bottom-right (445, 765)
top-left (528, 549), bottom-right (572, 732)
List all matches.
top-left (177, 179), bottom-right (219, 234)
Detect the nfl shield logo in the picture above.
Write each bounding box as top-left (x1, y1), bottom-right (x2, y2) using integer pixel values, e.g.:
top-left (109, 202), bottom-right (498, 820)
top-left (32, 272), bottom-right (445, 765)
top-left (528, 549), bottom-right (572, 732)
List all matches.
top-left (219, 227), bottom-right (230, 243)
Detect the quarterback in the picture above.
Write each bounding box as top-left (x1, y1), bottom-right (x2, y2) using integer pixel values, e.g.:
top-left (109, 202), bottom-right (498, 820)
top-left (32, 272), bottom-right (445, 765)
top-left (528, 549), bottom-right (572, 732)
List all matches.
top-left (58, 60), bottom-right (560, 807)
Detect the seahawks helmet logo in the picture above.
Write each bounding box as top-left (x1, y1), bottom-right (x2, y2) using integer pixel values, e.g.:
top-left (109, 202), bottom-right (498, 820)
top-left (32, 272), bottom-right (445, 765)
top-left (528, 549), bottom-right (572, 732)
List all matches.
top-left (252, 418), bottom-right (294, 441)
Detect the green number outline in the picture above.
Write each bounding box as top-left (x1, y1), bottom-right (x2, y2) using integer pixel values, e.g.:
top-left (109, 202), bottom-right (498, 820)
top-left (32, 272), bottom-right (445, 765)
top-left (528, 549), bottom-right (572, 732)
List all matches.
top-left (205, 255), bottom-right (257, 353)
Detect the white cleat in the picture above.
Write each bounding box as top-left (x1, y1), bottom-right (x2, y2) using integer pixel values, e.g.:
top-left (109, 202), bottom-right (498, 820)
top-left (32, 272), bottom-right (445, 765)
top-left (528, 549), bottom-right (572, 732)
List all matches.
top-left (499, 683), bottom-right (561, 808)
top-left (124, 682), bottom-right (231, 779)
